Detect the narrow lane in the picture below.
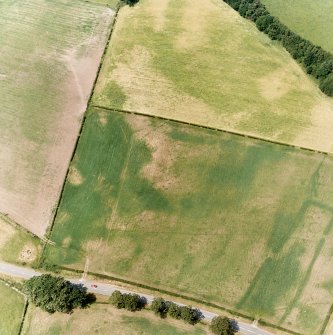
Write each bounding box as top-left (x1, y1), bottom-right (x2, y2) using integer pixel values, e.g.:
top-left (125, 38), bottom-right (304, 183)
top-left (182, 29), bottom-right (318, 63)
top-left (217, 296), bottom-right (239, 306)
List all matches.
top-left (0, 262), bottom-right (273, 335)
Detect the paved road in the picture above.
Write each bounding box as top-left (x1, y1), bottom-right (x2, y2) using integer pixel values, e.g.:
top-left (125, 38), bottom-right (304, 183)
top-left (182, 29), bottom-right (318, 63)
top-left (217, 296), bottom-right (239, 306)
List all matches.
top-left (0, 262), bottom-right (273, 335)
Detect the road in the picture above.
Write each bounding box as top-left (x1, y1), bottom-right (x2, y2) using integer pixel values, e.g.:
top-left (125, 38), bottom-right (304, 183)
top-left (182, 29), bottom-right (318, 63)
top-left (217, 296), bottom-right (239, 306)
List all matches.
top-left (0, 262), bottom-right (273, 335)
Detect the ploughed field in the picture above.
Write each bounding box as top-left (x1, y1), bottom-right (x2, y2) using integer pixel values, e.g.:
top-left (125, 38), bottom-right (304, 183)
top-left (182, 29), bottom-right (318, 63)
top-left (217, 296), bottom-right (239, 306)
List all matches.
top-left (22, 303), bottom-right (207, 335)
top-left (262, 0), bottom-right (333, 54)
top-left (0, 0), bottom-right (113, 236)
top-left (45, 108), bottom-right (333, 334)
top-left (93, 0), bottom-right (333, 153)
top-left (0, 281), bottom-right (26, 335)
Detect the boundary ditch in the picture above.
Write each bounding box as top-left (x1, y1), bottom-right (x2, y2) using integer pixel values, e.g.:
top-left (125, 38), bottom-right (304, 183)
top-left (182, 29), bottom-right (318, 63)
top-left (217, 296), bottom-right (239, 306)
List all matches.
top-left (91, 105), bottom-right (333, 157)
top-left (17, 300), bottom-right (29, 335)
top-left (39, 4), bottom-right (122, 266)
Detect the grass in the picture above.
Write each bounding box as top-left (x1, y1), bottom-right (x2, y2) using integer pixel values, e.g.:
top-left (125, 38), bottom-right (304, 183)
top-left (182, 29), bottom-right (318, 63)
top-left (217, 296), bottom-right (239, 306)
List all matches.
top-left (0, 281), bottom-right (26, 335)
top-left (45, 108), bottom-right (333, 334)
top-left (92, 0), bottom-right (333, 153)
top-left (0, 0), bottom-right (113, 235)
top-left (261, 0), bottom-right (333, 54)
top-left (0, 214), bottom-right (42, 266)
top-left (22, 304), bottom-right (207, 335)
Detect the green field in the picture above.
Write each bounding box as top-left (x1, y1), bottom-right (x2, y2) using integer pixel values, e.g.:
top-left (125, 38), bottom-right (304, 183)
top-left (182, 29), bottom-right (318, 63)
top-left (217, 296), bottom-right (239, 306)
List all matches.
top-left (45, 108), bottom-right (333, 334)
top-left (0, 281), bottom-right (26, 335)
top-left (93, 0), bottom-right (333, 153)
top-left (262, 0), bottom-right (333, 54)
top-left (22, 304), bottom-right (207, 335)
top-left (0, 0), bottom-right (113, 236)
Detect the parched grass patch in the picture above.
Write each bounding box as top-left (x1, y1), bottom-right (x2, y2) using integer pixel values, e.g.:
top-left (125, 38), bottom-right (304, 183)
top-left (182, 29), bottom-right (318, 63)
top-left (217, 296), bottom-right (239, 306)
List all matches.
top-left (22, 303), bottom-right (207, 335)
top-left (0, 215), bottom-right (42, 266)
top-left (0, 281), bottom-right (26, 335)
top-left (45, 108), bottom-right (333, 334)
top-left (93, 0), bottom-right (333, 153)
top-left (261, 0), bottom-right (333, 54)
top-left (0, 0), bottom-right (113, 236)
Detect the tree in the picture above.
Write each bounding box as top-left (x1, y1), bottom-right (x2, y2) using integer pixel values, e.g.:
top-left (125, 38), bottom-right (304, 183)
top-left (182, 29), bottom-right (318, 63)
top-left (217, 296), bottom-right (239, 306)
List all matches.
top-left (179, 305), bottom-right (203, 325)
top-left (320, 74), bottom-right (333, 97)
top-left (210, 316), bottom-right (236, 335)
top-left (109, 290), bottom-right (125, 309)
top-left (315, 59), bottom-right (333, 79)
top-left (151, 297), bottom-right (169, 318)
top-left (23, 275), bottom-right (94, 314)
top-left (255, 14), bottom-right (274, 32)
top-left (109, 291), bottom-right (146, 311)
top-left (123, 293), bottom-right (146, 311)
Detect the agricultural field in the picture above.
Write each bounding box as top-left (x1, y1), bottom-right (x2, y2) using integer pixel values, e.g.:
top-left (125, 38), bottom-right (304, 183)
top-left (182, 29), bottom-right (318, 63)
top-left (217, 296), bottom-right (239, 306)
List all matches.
top-left (87, 0), bottom-right (120, 10)
top-left (22, 304), bottom-right (207, 335)
top-left (0, 214), bottom-right (42, 266)
top-left (261, 0), bottom-right (333, 54)
top-left (0, 281), bottom-right (26, 335)
top-left (0, 0), bottom-right (114, 236)
top-left (45, 108), bottom-right (333, 334)
top-left (92, 0), bottom-right (333, 153)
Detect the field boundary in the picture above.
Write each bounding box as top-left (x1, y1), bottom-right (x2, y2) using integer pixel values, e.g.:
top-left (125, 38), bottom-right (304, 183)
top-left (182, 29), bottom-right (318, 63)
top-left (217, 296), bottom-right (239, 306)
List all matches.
top-left (320, 302), bottom-right (333, 335)
top-left (0, 212), bottom-right (42, 242)
top-left (17, 300), bottom-right (29, 335)
top-left (91, 105), bottom-right (333, 157)
top-left (57, 266), bottom-right (255, 321)
top-left (39, 5), bottom-right (122, 266)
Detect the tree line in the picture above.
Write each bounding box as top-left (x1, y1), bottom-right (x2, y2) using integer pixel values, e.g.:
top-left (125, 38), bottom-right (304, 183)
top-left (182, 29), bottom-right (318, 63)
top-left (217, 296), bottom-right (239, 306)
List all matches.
top-left (23, 275), bottom-right (237, 335)
top-left (223, 0), bottom-right (333, 97)
top-left (110, 292), bottom-right (237, 334)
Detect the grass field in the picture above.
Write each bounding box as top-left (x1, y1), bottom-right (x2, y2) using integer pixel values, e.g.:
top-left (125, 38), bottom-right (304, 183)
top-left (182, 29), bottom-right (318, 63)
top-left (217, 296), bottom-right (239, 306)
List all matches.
top-left (92, 0), bottom-right (333, 153)
top-left (45, 108), bottom-right (333, 334)
top-left (0, 0), bottom-right (113, 236)
top-left (0, 281), bottom-right (26, 335)
top-left (0, 214), bottom-right (42, 266)
top-left (22, 304), bottom-right (207, 335)
top-left (261, 0), bottom-right (333, 54)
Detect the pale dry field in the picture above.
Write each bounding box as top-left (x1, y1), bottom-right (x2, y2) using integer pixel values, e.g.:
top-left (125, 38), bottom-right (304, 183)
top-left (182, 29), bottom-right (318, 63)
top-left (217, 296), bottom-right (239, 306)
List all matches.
top-left (0, 0), bottom-right (114, 236)
top-left (22, 304), bottom-right (207, 335)
top-left (93, 0), bottom-right (333, 153)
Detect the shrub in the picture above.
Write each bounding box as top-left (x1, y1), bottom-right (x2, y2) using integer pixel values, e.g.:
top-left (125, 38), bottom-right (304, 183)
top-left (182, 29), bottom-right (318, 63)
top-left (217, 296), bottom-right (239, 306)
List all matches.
top-left (168, 302), bottom-right (182, 319)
